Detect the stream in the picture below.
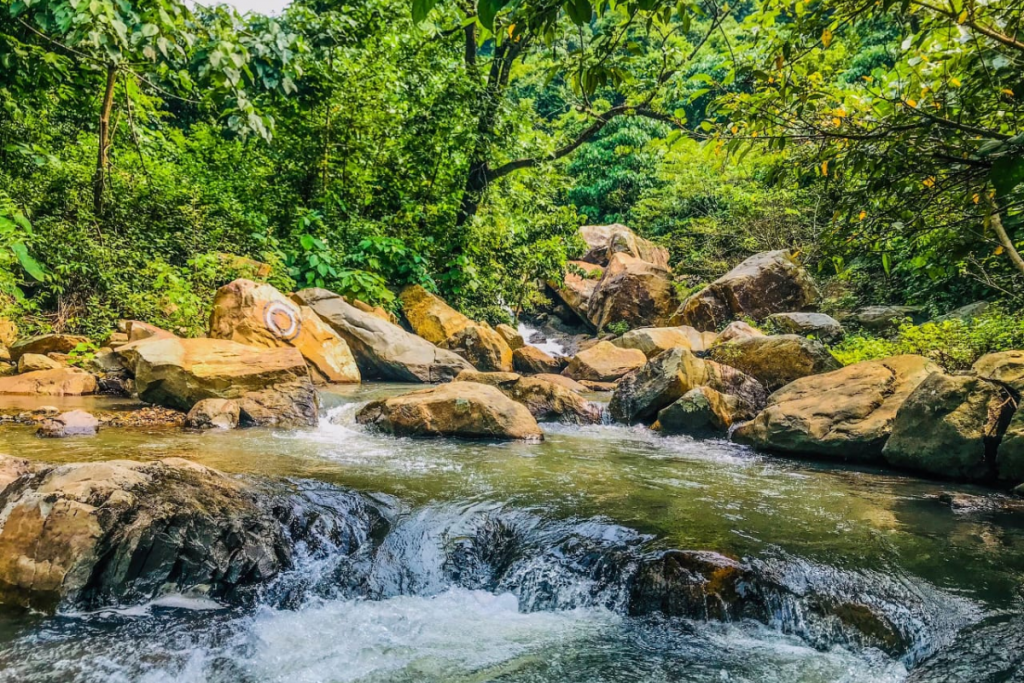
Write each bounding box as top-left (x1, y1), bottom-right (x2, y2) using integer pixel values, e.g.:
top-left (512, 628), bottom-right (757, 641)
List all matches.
top-left (0, 384), bottom-right (1022, 682)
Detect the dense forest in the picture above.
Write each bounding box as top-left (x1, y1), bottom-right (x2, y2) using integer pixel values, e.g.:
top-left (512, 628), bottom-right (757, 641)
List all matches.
top-left (1, 0), bottom-right (1022, 364)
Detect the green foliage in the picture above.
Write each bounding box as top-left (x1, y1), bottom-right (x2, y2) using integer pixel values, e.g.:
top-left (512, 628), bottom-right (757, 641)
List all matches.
top-left (0, 189), bottom-right (46, 301)
top-left (66, 340), bottom-right (98, 368)
top-left (604, 320), bottom-right (630, 336)
top-left (830, 308), bottom-right (1024, 371)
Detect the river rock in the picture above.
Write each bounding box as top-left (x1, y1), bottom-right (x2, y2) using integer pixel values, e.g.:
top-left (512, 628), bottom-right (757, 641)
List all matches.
top-left (513, 345), bottom-right (564, 374)
top-left (9, 334), bottom-right (91, 362)
top-left (733, 355), bottom-right (939, 462)
top-left (707, 335), bottom-right (841, 391)
top-left (356, 382), bottom-right (542, 440)
top-left (672, 251), bottom-right (818, 331)
top-left (533, 373), bottom-right (588, 393)
top-left (655, 386), bottom-right (756, 436)
top-left (629, 550), bottom-right (757, 621)
top-left (454, 370), bottom-right (602, 424)
top-left (118, 336), bottom-right (317, 427)
top-left (612, 326), bottom-right (714, 358)
top-left (579, 224), bottom-right (670, 269)
top-left (609, 347), bottom-right (767, 424)
top-left (0, 367), bottom-right (98, 396)
top-left (400, 286), bottom-right (512, 372)
top-left (563, 341), bottom-right (646, 382)
top-left (847, 305), bottom-right (923, 331)
top-left (997, 411), bottom-right (1024, 484)
top-left (587, 254), bottom-right (678, 331)
top-left (124, 321), bottom-right (175, 343)
top-left (972, 350), bottom-right (1024, 391)
top-left (580, 380), bottom-right (618, 392)
top-left (209, 279), bottom-right (360, 385)
top-left (548, 260), bottom-right (603, 327)
top-left (0, 456), bottom-right (386, 613)
top-left (17, 353), bottom-right (63, 373)
top-left (294, 288), bottom-right (472, 382)
top-left (446, 323), bottom-right (515, 373)
top-left (35, 409), bottom-right (100, 438)
top-left (712, 321), bottom-right (765, 346)
top-left (882, 372), bottom-right (1013, 482)
top-left (767, 312), bottom-right (844, 343)
top-left (186, 398), bottom-right (241, 430)
top-left (496, 324), bottom-right (524, 350)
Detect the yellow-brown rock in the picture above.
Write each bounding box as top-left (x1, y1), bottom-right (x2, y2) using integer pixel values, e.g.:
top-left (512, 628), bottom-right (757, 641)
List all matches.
top-left (496, 323), bottom-right (525, 350)
top-left (454, 370), bottom-right (603, 424)
top-left (613, 326), bottom-right (710, 358)
top-left (579, 224), bottom-right (670, 268)
top-left (209, 279), bottom-right (360, 384)
top-left (0, 368), bottom-right (97, 396)
top-left (513, 345), bottom-right (564, 374)
top-left (563, 341), bottom-right (647, 382)
top-left (588, 254), bottom-right (678, 331)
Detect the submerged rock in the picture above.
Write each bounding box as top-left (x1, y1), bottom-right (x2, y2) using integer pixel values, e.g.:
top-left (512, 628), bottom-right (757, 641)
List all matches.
top-left (35, 409), bottom-right (100, 438)
top-left (609, 347), bottom-right (766, 424)
top-left (356, 382), bottom-right (543, 440)
top-left (734, 355), bottom-right (939, 462)
top-left (186, 398), bottom-right (241, 430)
top-left (118, 336), bottom-right (318, 427)
top-left (512, 345), bottom-right (564, 374)
top-left (454, 370), bottom-right (602, 424)
top-left (209, 278), bottom-right (360, 384)
top-left (767, 312), bottom-right (845, 343)
top-left (707, 334), bottom-right (841, 391)
top-left (882, 372), bottom-right (1013, 482)
top-left (673, 250), bottom-right (818, 331)
top-left (563, 341), bottom-right (646, 382)
top-left (295, 288), bottom-right (472, 382)
top-left (0, 367), bottom-right (98, 396)
top-left (629, 550), bottom-right (757, 621)
top-left (0, 456), bottom-right (389, 613)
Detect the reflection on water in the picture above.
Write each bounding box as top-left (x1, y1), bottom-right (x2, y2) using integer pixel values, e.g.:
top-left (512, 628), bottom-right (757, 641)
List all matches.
top-left (0, 385), bottom-right (1022, 681)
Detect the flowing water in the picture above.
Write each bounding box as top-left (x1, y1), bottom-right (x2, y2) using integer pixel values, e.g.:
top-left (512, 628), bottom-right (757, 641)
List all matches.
top-left (0, 385), bottom-right (1023, 682)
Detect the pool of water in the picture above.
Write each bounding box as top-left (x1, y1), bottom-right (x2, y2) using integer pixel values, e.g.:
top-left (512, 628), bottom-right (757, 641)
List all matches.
top-left (0, 384), bottom-right (1022, 681)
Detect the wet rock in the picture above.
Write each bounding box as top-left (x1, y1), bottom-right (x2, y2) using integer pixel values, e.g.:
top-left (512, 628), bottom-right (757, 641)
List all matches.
top-left (186, 398), bottom-right (241, 430)
top-left (295, 287), bottom-right (472, 383)
top-left (563, 341), bottom-right (647, 382)
top-left (882, 372), bottom-right (1013, 482)
top-left (766, 312), bottom-right (845, 343)
top-left (612, 325), bottom-right (715, 358)
top-left (533, 373), bottom-right (588, 393)
top-left (356, 381), bottom-right (543, 440)
top-left (712, 320), bottom-right (765, 346)
top-left (36, 409), bottom-right (100, 438)
top-left (454, 370), bottom-right (602, 424)
top-left (496, 323), bottom-right (524, 350)
top-left (609, 347), bottom-right (767, 424)
top-left (118, 336), bottom-right (318, 427)
top-left (907, 615), bottom-right (1024, 683)
top-left (9, 334), bottom-right (91, 362)
top-left (0, 367), bottom-right (98, 396)
top-left (629, 550), bottom-right (758, 621)
top-left (734, 355), bottom-right (939, 462)
top-left (210, 279), bottom-right (360, 384)
top-left (587, 254), bottom-right (678, 331)
top-left (655, 386), bottom-right (756, 436)
top-left (0, 456), bottom-right (388, 613)
top-left (17, 353), bottom-right (64, 373)
top-left (707, 334), bottom-right (841, 392)
top-left (846, 305), bottom-right (924, 331)
top-left (513, 345), bottom-right (564, 374)
top-left (579, 223), bottom-right (670, 268)
top-left (672, 251), bottom-right (818, 331)
top-left (548, 260), bottom-right (603, 327)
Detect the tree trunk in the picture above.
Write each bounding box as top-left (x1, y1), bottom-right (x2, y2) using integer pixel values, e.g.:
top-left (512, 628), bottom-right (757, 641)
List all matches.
top-left (93, 63), bottom-right (118, 215)
top-left (988, 194), bottom-right (1024, 277)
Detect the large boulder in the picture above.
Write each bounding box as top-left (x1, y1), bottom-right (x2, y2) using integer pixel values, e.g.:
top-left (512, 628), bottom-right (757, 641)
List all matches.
top-left (513, 345), bottom-right (564, 374)
top-left (733, 355), bottom-right (939, 462)
top-left (446, 324), bottom-right (515, 373)
top-left (17, 353), bottom-right (63, 373)
top-left (655, 386), bottom-right (757, 436)
top-left (563, 341), bottom-right (647, 382)
top-left (293, 288), bottom-right (472, 382)
top-left (882, 372), bottom-right (1013, 482)
top-left (587, 254), bottom-right (678, 331)
top-left (548, 260), bottom-right (604, 326)
top-left (707, 335), bottom-right (841, 391)
top-left (0, 367), bottom-right (97, 396)
top-left (0, 456), bottom-right (386, 613)
top-left (767, 312), bottom-right (845, 343)
top-left (534, 373), bottom-right (588, 393)
top-left (454, 370), bottom-right (602, 424)
top-left (612, 326), bottom-right (716, 358)
top-left (672, 251), bottom-right (818, 331)
top-left (609, 347), bottom-right (767, 424)
top-left (971, 351), bottom-right (1024, 483)
top-left (209, 279), bottom-right (359, 385)
top-left (9, 334), bottom-right (91, 362)
top-left (712, 321), bottom-right (765, 346)
top-left (356, 382), bottom-right (542, 440)
top-left (579, 224), bottom-right (670, 269)
top-left (496, 323), bottom-right (525, 350)
top-left (972, 350), bottom-right (1024, 391)
top-left (117, 336), bottom-right (318, 427)
top-left (999, 412), bottom-right (1024, 484)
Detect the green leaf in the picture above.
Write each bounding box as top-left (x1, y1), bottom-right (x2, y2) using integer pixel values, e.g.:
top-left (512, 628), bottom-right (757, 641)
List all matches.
top-left (411, 0), bottom-right (439, 24)
top-left (10, 242), bottom-right (46, 281)
top-left (478, 0), bottom-right (508, 30)
top-left (991, 156), bottom-right (1024, 199)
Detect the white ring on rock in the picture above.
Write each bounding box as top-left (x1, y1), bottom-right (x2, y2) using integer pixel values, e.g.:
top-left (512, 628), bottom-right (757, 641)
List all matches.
top-left (263, 302), bottom-right (301, 341)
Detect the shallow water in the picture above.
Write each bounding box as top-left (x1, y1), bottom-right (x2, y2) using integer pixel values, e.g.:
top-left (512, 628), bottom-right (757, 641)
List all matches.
top-left (1, 384), bottom-right (1022, 681)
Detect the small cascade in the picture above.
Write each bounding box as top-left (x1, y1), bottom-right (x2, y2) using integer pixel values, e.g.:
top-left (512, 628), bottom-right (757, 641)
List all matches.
top-left (517, 321), bottom-right (569, 357)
